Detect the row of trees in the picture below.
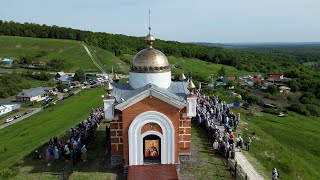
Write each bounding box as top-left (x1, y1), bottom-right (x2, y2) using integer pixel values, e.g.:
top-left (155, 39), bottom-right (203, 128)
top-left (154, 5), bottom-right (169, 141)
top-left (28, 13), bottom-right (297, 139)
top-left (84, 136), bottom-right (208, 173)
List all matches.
top-left (0, 73), bottom-right (30, 98)
top-left (0, 20), bottom-right (320, 113)
top-left (0, 20), bottom-right (302, 73)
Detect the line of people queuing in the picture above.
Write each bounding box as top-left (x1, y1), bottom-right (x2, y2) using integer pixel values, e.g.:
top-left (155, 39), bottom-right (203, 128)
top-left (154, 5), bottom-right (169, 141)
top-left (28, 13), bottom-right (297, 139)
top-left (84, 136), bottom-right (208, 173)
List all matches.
top-left (194, 90), bottom-right (252, 161)
top-left (34, 107), bottom-right (104, 166)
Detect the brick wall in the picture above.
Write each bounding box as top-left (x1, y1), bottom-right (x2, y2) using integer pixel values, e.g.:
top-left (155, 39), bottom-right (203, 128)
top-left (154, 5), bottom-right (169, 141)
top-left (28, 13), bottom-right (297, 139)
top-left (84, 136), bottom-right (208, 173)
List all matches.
top-left (111, 96), bottom-right (191, 165)
top-left (179, 109), bottom-right (191, 154)
top-left (110, 110), bottom-right (123, 156)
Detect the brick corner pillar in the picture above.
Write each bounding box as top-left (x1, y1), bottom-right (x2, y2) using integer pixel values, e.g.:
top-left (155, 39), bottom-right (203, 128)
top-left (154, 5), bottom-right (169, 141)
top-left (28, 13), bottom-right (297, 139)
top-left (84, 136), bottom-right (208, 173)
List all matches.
top-left (178, 115), bottom-right (192, 161)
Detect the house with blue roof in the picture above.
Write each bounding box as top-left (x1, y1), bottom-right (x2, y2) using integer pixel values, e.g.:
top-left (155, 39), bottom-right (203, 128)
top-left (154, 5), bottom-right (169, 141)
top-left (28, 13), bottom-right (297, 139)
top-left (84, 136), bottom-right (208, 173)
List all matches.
top-left (1, 58), bottom-right (14, 65)
top-left (16, 87), bottom-right (48, 102)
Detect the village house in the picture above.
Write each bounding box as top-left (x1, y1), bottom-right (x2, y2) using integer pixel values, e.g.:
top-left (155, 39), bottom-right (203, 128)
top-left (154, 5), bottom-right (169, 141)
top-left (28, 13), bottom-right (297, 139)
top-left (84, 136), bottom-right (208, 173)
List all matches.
top-left (55, 71), bottom-right (75, 84)
top-left (1, 58), bottom-right (14, 65)
top-left (16, 87), bottom-right (49, 102)
top-left (31, 60), bottom-right (46, 66)
top-left (266, 73), bottom-right (291, 85)
top-left (0, 103), bottom-right (20, 116)
top-left (215, 76), bottom-right (235, 86)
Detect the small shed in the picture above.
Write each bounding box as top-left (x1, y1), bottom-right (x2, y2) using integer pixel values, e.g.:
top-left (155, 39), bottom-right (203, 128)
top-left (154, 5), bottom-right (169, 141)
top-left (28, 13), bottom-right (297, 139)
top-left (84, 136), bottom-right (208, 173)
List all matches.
top-left (1, 58), bottom-right (14, 65)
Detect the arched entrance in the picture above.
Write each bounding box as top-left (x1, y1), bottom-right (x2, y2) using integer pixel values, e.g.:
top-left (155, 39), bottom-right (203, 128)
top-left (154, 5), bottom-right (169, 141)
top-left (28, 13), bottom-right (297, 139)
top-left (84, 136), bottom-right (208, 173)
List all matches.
top-left (128, 111), bottom-right (175, 165)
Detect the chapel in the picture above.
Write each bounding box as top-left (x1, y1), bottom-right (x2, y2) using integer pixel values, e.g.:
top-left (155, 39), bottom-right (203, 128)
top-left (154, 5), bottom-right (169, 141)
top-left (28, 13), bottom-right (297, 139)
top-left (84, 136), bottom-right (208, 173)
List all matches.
top-left (103, 23), bottom-right (197, 177)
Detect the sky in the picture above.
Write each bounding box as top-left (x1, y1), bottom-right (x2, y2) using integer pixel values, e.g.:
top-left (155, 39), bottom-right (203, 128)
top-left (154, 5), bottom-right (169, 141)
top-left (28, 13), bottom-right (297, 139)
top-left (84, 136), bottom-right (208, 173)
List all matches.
top-left (1, 0), bottom-right (319, 43)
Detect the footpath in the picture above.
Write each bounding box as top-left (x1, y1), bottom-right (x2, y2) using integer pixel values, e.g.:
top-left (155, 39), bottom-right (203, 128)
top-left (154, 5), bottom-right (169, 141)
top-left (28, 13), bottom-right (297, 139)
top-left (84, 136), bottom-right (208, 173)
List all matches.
top-left (215, 122), bottom-right (264, 180)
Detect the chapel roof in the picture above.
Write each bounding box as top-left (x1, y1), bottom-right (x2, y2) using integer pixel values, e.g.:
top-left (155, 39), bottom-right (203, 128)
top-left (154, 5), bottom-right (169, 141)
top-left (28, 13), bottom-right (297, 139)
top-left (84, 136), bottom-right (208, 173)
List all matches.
top-left (111, 82), bottom-right (189, 110)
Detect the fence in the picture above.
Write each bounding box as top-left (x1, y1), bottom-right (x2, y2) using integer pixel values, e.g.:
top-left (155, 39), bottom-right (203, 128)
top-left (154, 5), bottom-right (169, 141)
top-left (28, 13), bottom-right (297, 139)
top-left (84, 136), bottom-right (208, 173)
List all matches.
top-left (226, 159), bottom-right (248, 180)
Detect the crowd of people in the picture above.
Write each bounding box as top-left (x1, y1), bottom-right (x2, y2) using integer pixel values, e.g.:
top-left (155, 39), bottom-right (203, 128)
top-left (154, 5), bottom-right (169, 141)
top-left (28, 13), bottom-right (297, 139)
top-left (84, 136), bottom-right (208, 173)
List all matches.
top-left (34, 107), bottom-right (104, 166)
top-left (194, 90), bottom-right (252, 160)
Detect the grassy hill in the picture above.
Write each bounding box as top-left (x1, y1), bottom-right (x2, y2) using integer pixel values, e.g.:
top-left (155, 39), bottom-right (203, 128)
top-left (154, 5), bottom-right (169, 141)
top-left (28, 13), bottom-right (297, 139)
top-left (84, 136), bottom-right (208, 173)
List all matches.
top-left (0, 36), bottom-right (129, 73)
top-left (121, 54), bottom-right (256, 82)
top-left (233, 108), bottom-right (320, 180)
top-left (0, 88), bottom-right (105, 169)
top-left (0, 36), bottom-right (254, 79)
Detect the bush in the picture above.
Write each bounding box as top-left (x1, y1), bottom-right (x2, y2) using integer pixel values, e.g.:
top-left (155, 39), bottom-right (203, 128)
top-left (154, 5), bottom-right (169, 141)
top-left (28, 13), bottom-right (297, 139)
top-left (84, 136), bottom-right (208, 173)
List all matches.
top-left (235, 88), bottom-right (261, 105)
top-left (299, 97), bottom-right (320, 106)
top-left (287, 103), bottom-right (310, 116)
top-left (263, 108), bottom-right (288, 115)
top-left (267, 85), bottom-right (277, 94)
top-left (0, 168), bottom-right (14, 178)
top-left (262, 108), bottom-right (279, 115)
top-left (47, 58), bottom-right (71, 71)
top-left (56, 84), bottom-right (68, 92)
top-left (305, 104), bottom-right (320, 117)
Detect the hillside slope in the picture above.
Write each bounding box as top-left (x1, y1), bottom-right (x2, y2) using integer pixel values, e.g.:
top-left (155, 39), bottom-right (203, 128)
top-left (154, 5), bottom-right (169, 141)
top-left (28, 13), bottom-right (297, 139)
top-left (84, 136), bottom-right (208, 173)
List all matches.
top-left (0, 36), bottom-right (129, 73)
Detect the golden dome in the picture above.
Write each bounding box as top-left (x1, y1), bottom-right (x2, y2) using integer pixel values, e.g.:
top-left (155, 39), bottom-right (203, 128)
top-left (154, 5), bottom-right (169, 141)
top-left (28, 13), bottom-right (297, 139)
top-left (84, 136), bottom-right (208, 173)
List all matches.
top-left (187, 78), bottom-right (196, 93)
top-left (131, 48), bottom-right (170, 73)
top-left (130, 12), bottom-right (170, 73)
top-left (179, 72), bottom-right (186, 81)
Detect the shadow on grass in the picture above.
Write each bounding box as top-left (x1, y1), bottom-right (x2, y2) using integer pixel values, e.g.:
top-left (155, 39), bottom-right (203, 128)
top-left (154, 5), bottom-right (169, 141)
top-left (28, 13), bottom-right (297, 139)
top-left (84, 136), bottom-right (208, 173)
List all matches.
top-left (179, 122), bottom-right (233, 179)
top-left (11, 123), bottom-right (115, 179)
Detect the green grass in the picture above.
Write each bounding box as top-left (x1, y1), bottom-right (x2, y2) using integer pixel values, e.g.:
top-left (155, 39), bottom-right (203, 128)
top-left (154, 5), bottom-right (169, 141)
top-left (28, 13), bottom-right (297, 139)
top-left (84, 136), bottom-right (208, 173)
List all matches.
top-left (179, 124), bottom-right (233, 179)
top-left (0, 88), bottom-right (105, 169)
top-left (0, 36), bottom-right (129, 73)
top-left (118, 54), bottom-right (256, 83)
top-left (168, 56), bottom-right (257, 78)
top-left (9, 122), bottom-right (115, 180)
top-left (234, 108), bottom-right (320, 180)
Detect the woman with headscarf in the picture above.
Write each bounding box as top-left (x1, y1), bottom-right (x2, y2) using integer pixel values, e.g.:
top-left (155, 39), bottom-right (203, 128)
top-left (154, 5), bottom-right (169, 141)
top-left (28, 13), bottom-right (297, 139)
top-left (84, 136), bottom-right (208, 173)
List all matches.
top-left (64, 145), bottom-right (70, 162)
top-left (81, 145), bottom-right (87, 162)
top-left (54, 146), bottom-right (59, 160)
top-left (45, 148), bottom-right (52, 166)
top-left (272, 168), bottom-right (279, 180)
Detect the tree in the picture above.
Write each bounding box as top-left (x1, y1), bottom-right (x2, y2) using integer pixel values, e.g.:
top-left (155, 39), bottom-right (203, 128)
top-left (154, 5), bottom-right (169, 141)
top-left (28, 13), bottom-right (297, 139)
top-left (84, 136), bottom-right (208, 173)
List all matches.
top-left (267, 85), bottom-right (277, 94)
top-left (218, 66), bottom-right (226, 77)
top-left (73, 69), bottom-right (85, 81)
top-left (288, 80), bottom-right (301, 92)
top-left (19, 55), bottom-right (34, 64)
top-left (47, 58), bottom-right (71, 71)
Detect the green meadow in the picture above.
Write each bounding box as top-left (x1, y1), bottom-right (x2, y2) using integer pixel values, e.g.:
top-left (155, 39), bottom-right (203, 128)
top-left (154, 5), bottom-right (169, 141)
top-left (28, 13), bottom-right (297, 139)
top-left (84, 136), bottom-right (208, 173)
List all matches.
top-left (0, 36), bottom-right (129, 73)
top-left (234, 108), bottom-right (320, 180)
top-left (0, 88), bottom-right (105, 169)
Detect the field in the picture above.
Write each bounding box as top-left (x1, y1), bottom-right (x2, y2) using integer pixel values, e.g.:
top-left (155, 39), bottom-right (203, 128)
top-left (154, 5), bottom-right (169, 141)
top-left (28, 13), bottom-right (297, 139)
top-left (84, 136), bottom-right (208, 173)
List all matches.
top-left (0, 88), bottom-right (105, 170)
top-left (0, 36), bottom-right (129, 73)
top-left (234, 108), bottom-right (320, 180)
top-left (121, 53), bottom-right (255, 82)
top-left (168, 56), bottom-right (255, 77)
top-left (179, 124), bottom-right (233, 180)
top-left (10, 122), bottom-right (115, 180)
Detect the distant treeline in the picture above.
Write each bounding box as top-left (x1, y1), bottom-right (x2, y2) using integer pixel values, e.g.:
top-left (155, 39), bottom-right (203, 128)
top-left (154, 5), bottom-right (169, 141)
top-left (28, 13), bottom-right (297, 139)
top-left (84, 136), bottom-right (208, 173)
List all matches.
top-left (0, 20), bottom-right (303, 73)
top-left (0, 20), bottom-right (320, 95)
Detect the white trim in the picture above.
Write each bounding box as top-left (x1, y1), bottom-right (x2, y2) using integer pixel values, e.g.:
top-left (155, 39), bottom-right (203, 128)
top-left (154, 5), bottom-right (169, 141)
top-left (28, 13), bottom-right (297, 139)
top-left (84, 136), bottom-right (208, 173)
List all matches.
top-left (115, 88), bottom-right (186, 111)
top-left (129, 72), bottom-right (172, 89)
top-left (128, 111), bottom-right (175, 165)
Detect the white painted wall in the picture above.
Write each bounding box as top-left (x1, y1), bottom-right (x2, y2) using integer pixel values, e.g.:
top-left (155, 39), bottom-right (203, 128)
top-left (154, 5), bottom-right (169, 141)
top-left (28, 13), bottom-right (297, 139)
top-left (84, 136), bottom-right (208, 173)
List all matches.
top-left (187, 95), bottom-right (197, 117)
top-left (30, 95), bottom-right (48, 102)
top-left (103, 98), bottom-right (115, 119)
top-left (129, 71), bottom-right (171, 89)
top-left (0, 105), bottom-right (14, 116)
